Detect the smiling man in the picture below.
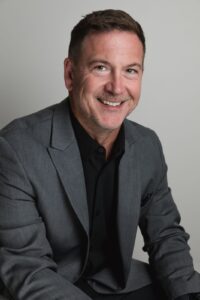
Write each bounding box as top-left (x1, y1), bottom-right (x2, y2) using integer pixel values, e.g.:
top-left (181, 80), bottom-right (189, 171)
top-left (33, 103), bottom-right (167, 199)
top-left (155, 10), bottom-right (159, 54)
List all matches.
top-left (64, 29), bottom-right (143, 159)
top-left (0, 9), bottom-right (200, 300)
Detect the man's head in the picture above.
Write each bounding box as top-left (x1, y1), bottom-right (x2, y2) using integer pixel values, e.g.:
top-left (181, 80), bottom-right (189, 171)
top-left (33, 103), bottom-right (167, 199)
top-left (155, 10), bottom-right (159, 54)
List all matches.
top-left (64, 9), bottom-right (145, 141)
top-left (68, 9), bottom-right (145, 62)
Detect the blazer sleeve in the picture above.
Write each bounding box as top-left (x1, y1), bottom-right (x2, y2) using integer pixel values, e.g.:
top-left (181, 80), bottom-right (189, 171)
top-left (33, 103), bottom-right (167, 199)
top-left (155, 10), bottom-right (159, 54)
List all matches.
top-left (139, 132), bottom-right (200, 300)
top-left (0, 136), bottom-right (91, 300)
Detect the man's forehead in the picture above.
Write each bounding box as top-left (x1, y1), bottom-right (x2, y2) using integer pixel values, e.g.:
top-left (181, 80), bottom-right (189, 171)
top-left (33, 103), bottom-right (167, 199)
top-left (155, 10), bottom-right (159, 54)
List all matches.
top-left (79, 30), bottom-right (144, 64)
top-left (81, 30), bottom-right (143, 52)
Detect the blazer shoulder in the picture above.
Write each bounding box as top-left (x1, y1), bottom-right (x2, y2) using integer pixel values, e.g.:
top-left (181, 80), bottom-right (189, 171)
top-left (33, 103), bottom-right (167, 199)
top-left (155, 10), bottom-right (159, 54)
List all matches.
top-left (124, 118), bottom-right (160, 144)
top-left (0, 100), bottom-right (67, 143)
top-left (1, 103), bottom-right (55, 136)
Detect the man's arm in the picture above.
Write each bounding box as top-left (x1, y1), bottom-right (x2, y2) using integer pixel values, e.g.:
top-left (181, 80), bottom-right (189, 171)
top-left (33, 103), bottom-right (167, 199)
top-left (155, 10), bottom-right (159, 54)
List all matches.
top-left (0, 136), bottom-right (91, 300)
top-left (139, 132), bottom-right (200, 300)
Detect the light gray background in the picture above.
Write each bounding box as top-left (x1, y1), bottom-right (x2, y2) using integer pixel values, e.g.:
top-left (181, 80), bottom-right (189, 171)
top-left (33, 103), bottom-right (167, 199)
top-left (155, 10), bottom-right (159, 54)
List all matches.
top-left (0, 0), bottom-right (199, 271)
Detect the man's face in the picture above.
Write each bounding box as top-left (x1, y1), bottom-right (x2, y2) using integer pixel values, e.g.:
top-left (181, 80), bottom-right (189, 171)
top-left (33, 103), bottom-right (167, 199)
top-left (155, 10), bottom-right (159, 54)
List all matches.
top-left (64, 30), bottom-right (144, 138)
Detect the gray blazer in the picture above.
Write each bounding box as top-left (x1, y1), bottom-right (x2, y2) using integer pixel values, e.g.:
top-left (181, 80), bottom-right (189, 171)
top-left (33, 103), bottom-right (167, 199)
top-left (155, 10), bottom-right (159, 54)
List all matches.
top-left (0, 99), bottom-right (200, 300)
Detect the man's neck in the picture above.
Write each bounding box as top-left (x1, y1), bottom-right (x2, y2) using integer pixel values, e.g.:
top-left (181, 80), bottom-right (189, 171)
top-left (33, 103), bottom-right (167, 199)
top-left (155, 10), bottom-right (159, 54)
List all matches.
top-left (90, 129), bottom-right (120, 159)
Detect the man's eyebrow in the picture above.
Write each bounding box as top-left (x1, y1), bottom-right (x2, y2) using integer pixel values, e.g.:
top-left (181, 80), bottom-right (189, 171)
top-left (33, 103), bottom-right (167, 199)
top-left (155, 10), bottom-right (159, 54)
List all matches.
top-left (88, 59), bottom-right (110, 66)
top-left (127, 63), bottom-right (143, 70)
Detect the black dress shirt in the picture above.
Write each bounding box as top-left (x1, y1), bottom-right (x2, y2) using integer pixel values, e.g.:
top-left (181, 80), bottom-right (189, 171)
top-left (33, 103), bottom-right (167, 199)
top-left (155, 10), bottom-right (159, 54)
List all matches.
top-left (69, 106), bottom-right (125, 277)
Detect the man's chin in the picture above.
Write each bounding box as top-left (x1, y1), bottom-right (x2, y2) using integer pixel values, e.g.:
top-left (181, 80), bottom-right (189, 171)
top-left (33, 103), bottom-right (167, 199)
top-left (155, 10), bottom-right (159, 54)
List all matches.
top-left (98, 122), bottom-right (123, 132)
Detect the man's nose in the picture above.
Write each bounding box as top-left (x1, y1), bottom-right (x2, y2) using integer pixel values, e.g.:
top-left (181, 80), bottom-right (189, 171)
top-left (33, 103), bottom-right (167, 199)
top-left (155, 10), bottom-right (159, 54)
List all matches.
top-left (105, 72), bottom-right (124, 95)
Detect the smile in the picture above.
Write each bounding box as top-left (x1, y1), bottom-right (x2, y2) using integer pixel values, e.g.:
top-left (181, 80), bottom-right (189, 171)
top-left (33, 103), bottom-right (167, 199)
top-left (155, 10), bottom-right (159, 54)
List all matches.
top-left (97, 98), bottom-right (123, 107)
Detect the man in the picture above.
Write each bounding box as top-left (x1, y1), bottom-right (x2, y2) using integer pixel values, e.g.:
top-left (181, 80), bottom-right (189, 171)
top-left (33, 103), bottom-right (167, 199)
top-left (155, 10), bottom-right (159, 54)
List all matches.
top-left (0, 9), bottom-right (199, 300)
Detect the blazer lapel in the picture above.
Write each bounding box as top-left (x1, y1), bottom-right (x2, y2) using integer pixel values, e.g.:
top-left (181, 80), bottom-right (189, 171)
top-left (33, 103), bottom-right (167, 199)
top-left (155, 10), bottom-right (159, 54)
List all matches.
top-left (117, 122), bottom-right (141, 285)
top-left (48, 100), bottom-right (89, 235)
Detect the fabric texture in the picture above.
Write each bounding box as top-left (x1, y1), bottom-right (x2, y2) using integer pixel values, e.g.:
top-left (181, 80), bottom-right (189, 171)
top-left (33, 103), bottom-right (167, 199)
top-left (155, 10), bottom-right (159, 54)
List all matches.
top-left (0, 98), bottom-right (200, 300)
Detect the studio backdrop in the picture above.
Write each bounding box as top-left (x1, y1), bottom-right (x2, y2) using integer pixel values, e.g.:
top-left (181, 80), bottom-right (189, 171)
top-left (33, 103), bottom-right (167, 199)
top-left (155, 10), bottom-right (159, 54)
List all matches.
top-left (0, 0), bottom-right (199, 270)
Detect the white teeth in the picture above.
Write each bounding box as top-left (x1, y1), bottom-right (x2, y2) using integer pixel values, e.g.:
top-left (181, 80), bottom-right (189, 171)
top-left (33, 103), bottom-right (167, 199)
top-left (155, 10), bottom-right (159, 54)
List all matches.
top-left (102, 100), bottom-right (121, 107)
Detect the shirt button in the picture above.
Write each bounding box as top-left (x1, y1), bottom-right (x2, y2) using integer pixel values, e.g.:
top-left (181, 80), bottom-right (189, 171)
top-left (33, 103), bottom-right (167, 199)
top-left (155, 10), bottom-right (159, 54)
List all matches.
top-left (97, 147), bottom-right (105, 154)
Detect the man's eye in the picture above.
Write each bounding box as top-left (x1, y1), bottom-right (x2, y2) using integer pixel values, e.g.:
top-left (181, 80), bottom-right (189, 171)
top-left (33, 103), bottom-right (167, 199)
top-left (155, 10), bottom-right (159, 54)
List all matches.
top-left (94, 65), bottom-right (107, 71)
top-left (126, 68), bottom-right (138, 74)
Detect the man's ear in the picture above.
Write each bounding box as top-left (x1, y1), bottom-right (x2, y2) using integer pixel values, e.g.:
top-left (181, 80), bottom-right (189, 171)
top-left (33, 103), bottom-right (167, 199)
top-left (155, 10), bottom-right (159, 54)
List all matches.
top-left (64, 58), bottom-right (73, 91)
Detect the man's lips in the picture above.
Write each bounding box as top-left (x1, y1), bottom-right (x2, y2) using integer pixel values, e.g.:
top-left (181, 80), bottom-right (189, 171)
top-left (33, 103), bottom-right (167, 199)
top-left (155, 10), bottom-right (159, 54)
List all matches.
top-left (97, 97), bottom-right (128, 107)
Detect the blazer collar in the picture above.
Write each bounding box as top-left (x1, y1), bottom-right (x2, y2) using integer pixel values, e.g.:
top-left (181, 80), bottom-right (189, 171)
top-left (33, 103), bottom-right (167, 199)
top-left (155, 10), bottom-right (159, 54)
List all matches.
top-left (50, 98), bottom-right (141, 149)
top-left (50, 98), bottom-right (75, 150)
top-left (124, 118), bottom-right (142, 146)
top-left (48, 98), bottom-right (89, 235)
